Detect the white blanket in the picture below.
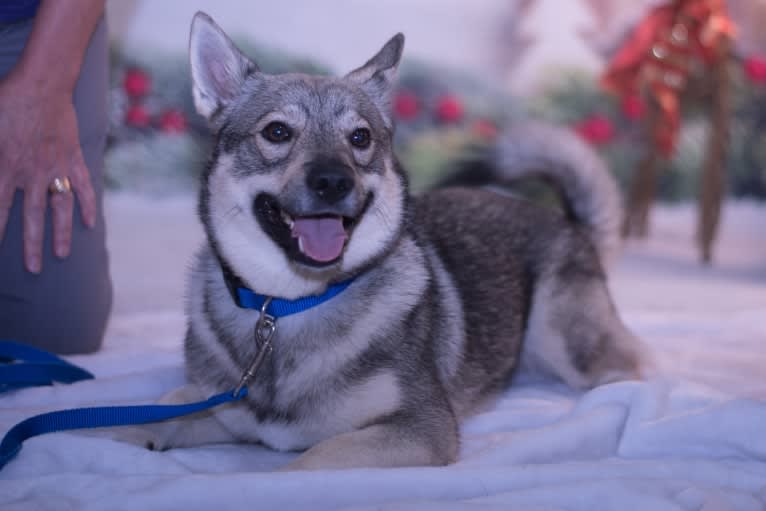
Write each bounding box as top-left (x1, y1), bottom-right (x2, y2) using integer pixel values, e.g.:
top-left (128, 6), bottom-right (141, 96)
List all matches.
top-left (2, 195), bottom-right (765, 511)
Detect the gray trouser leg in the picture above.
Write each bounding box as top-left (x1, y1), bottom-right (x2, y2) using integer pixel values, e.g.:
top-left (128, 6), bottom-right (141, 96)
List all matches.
top-left (0, 18), bottom-right (112, 354)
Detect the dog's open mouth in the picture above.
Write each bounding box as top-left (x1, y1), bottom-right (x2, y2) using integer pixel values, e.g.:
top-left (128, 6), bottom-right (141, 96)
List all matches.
top-left (254, 193), bottom-right (368, 267)
top-left (287, 213), bottom-right (349, 262)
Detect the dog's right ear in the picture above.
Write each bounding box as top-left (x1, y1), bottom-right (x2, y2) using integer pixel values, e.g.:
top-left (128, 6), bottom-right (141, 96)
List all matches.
top-left (189, 12), bottom-right (257, 120)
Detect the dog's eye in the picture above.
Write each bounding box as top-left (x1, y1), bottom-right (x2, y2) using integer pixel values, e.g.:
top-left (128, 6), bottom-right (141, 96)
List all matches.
top-left (349, 128), bottom-right (371, 149)
top-left (261, 122), bottom-right (292, 143)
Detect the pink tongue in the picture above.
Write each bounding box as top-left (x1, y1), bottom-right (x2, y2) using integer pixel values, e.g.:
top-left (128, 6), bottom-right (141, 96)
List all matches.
top-left (292, 217), bottom-right (348, 262)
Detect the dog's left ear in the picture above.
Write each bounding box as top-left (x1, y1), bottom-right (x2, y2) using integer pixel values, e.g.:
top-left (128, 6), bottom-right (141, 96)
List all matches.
top-left (345, 33), bottom-right (404, 128)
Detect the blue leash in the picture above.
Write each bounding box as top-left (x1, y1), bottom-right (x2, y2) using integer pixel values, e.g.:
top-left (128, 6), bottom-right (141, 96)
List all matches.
top-left (0, 340), bottom-right (94, 393)
top-left (0, 341), bottom-right (246, 471)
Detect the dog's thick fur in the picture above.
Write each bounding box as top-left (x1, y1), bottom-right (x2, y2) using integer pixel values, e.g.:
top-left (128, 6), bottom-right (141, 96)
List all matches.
top-left (124, 13), bottom-right (645, 470)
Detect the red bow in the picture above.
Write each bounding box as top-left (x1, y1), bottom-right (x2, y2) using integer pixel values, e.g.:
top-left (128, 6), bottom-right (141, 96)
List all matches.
top-left (601, 0), bottom-right (735, 157)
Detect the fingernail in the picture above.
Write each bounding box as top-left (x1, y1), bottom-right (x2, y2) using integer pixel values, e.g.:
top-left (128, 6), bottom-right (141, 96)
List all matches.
top-left (28, 256), bottom-right (41, 274)
top-left (55, 244), bottom-right (69, 258)
top-left (86, 216), bottom-right (96, 229)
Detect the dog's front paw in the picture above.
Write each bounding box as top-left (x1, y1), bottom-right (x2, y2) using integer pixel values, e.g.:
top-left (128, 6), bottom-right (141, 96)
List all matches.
top-left (78, 423), bottom-right (174, 451)
top-left (82, 385), bottom-right (213, 451)
top-left (109, 425), bottom-right (172, 451)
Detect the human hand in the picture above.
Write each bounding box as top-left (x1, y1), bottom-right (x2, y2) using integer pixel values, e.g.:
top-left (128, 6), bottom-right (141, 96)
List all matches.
top-left (0, 76), bottom-right (96, 273)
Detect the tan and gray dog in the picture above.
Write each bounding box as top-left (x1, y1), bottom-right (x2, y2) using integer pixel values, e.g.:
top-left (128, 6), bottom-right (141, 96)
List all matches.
top-left (123, 12), bottom-right (645, 470)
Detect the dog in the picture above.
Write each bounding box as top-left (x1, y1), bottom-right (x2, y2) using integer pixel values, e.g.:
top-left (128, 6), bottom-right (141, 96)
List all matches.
top-left (121, 12), bottom-right (645, 470)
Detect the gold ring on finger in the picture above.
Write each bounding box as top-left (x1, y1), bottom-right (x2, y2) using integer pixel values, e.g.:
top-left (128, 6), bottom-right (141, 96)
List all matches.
top-left (49, 176), bottom-right (72, 195)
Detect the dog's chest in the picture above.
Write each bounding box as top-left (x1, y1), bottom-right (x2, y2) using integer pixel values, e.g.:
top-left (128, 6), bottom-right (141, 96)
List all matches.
top-left (219, 341), bottom-right (402, 452)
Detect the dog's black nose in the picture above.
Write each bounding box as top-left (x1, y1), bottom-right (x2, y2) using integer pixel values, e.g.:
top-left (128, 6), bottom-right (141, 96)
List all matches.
top-left (306, 166), bottom-right (354, 204)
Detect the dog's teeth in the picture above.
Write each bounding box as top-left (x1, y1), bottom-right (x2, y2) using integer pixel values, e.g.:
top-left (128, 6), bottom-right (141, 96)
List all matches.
top-left (298, 236), bottom-right (305, 254)
top-left (280, 210), bottom-right (294, 228)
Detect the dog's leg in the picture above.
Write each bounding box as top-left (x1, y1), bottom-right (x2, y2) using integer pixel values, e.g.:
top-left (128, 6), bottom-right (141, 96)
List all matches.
top-left (281, 415), bottom-right (458, 471)
top-left (522, 277), bottom-right (647, 389)
top-left (108, 384), bottom-right (241, 450)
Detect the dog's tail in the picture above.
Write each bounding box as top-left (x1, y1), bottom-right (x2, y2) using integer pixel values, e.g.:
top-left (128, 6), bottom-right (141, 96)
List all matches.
top-left (439, 121), bottom-right (623, 268)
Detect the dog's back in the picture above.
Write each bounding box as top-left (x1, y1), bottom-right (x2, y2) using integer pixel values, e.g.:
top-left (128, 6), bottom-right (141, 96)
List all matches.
top-left (415, 181), bottom-right (626, 418)
top-left (417, 122), bottom-right (643, 405)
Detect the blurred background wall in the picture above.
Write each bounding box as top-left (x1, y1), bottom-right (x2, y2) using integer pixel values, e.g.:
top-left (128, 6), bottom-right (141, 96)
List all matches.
top-left (106, 0), bottom-right (656, 94)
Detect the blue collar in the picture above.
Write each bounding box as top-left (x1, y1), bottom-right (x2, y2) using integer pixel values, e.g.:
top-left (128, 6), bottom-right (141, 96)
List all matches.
top-left (221, 264), bottom-right (354, 318)
top-left (234, 280), bottom-right (354, 317)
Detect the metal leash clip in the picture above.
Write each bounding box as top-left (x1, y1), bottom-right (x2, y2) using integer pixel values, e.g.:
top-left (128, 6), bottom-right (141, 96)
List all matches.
top-left (233, 297), bottom-right (277, 397)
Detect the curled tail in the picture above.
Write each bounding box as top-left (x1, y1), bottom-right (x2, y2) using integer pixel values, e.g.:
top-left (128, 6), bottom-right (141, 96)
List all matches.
top-left (440, 121), bottom-right (623, 268)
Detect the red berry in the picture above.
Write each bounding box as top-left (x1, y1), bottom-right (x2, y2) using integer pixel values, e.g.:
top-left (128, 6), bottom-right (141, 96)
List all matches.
top-left (393, 91), bottom-right (419, 120)
top-left (435, 95), bottom-right (464, 123)
top-left (125, 105), bottom-right (151, 128)
top-left (574, 115), bottom-right (614, 145)
top-left (744, 55), bottom-right (766, 84)
top-left (621, 94), bottom-right (645, 120)
top-left (123, 68), bottom-right (151, 98)
top-left (472, 119), bottom-right (498, 140)
top-left (159, 109), bottom-right (188, 134)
